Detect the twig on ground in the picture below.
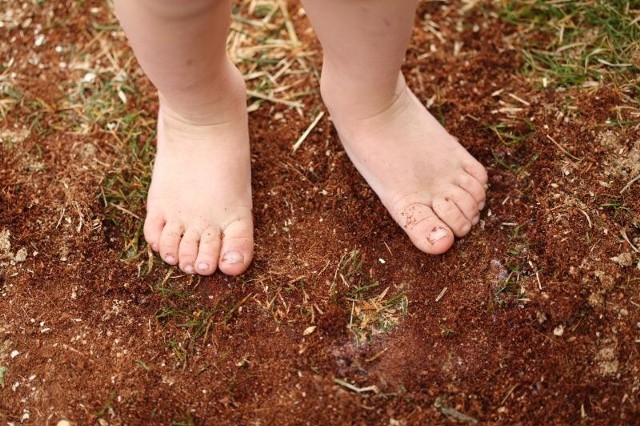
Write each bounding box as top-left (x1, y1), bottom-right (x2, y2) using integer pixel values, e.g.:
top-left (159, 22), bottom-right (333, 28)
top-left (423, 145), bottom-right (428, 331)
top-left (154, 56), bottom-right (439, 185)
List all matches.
top-left (621, 229), bottom-right (639, 253)
top-left (546, 134), bottom-right (582, 161)
top-left (292, 111), bottom-right (324, 152)
top-left (109, 203), bottom-right (142, 220)
top-left (435, 287), bottom-right (448, 302)
top-left (334, 378), bottom-right (379, 394)
top-left (246, 90), bottom-right (303, 108)
top-left (577, 208), bottom-right (592, 229)
top-left (365, 348), bottom-right (388, 363)
top-left (620, 173), bottom-right (640, 194)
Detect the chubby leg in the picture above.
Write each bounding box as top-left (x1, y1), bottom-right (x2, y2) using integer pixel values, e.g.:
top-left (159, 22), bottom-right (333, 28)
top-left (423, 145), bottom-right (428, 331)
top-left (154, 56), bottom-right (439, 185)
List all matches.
top-left (114, 0), bottom-right (253, 275)
top-left (301, 0), bottom-right (487, 254)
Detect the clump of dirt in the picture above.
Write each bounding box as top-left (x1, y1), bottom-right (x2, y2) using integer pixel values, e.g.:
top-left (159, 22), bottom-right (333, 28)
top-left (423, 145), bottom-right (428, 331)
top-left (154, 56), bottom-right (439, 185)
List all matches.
top-left (599, 129), bottom-right (640, 180)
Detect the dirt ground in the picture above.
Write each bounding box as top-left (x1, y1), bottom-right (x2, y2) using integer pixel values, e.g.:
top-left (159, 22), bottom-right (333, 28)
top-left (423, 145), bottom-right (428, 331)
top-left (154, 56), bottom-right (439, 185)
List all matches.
top-left (1, 0), bottom-right (639, 424)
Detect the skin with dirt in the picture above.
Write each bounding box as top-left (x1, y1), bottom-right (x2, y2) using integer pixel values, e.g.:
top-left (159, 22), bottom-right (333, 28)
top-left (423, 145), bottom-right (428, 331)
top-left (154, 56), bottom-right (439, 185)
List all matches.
top-left (1, 0), bottom-right (639, 424)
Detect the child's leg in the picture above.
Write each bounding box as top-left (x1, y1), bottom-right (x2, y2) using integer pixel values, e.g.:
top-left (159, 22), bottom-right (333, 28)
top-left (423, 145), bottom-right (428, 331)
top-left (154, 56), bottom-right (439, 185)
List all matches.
top-left (301, 0), bottom-right (487, 254)
top-left (114, 0), bottom-right (253, 276)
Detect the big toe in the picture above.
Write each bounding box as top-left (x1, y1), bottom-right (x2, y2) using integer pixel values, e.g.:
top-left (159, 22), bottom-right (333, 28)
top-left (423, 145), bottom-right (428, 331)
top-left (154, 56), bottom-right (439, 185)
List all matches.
top-left (218, 217), bottom-right (254, 276)
top-left (144, 213), bottom-right (165, 252)
top-left (395, 203), bottom-right (455, 255)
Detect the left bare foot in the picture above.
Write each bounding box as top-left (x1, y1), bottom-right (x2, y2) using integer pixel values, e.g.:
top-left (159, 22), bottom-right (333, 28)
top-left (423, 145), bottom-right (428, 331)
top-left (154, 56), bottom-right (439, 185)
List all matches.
top-left (321, 72), bottom-right (488, 254)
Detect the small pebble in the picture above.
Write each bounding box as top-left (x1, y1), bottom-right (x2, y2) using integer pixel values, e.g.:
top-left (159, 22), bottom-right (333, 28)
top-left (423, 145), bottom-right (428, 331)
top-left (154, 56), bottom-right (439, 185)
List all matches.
top-left (34, 34), bottom-right (45, 47)
top-left (14, 247), bottom-right (27, 262)
top-left (82, 72), bottom-right (96, 83)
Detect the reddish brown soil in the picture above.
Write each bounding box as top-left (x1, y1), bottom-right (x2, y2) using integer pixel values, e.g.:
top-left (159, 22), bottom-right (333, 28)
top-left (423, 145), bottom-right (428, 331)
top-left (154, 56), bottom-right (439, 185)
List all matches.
top-left (1, 1), bottom-right (639, 425)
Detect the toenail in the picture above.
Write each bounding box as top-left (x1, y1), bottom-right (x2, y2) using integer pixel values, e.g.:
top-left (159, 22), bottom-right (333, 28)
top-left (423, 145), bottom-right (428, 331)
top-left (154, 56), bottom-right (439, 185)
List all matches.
top-left (198, 262), bottom-right (210, 271)
top-left (479, 201), bottom-right (485, 210)
top-left (184, 265), bottom-right (194, 274)
top-left (222, 251), bottom-right (244, 265)
top-left (165, 255), bottom-right (176, 264)
top-left (428, 227), bottom-right (449, 244)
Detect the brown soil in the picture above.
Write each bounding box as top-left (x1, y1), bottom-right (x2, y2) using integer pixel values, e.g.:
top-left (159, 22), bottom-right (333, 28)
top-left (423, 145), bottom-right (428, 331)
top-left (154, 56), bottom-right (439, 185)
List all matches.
top-left (1, 1), bottom-right (639, 425)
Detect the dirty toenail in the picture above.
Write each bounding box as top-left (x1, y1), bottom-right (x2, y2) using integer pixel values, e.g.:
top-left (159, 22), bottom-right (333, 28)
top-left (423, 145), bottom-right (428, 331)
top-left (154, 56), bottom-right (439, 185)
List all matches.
top-left (165, 255), bottom-right (176, 264)
top-left (428, 227), bottom-right (448, 244)
top-left (479, 201), bottom-right (485, 210)
top-left (184, 265), bottom-right (194, 274)
top-left (222, 251), bottom-right (243, 265)
top-left (197, 262), bottom-right (210, 271)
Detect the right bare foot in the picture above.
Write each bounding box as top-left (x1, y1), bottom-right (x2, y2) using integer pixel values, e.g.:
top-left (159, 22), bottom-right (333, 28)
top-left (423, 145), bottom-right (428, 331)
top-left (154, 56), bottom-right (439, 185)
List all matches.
top-left (143, 67), bottom-right (253, 276)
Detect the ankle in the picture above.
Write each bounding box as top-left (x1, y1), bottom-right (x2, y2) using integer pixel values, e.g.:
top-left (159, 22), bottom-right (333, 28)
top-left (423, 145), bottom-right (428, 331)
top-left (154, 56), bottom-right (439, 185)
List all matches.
top-left (158, 62), bottom-right (247, 125)
top-left (319, 62), bottom-right (407, 121)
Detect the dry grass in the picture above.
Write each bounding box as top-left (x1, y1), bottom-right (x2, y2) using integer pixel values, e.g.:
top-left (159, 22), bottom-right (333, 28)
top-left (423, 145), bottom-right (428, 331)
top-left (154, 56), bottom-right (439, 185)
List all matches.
top-left (336, 250), bottom-right (409, 343)
top-left (229, 0), bottom-right (319, 115)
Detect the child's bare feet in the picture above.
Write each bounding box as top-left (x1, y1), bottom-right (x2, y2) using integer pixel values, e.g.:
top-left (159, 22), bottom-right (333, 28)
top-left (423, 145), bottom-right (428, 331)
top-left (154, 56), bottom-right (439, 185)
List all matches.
top-left (143, 69), bottom-right (253, 276)
top-left (322, 73), bottom-right (487, 254)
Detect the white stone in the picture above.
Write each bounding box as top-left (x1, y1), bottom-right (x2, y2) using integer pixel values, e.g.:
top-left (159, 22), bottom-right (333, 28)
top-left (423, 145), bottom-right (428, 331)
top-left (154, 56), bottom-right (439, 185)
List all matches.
top-left (14, 248), bottom-right (27, 262)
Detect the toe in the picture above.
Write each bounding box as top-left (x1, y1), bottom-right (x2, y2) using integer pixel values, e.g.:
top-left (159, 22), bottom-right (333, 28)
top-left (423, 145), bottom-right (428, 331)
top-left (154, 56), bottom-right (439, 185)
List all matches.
top-left (194, 226), bottom-right (221, 276)
top-left (463, 158), bottom-right (488, 186)
top-left (394, 203), bottom-right (455, 255)
top-left (144, 214), bottom-right (165, 252)
top-left (178, 228), bottom-right (201, 274)
top-left (159, 221), bottom-right (183, 266)
top-left (451, 187), bottom-right (480, 223)
top-left (457, 172), bottom-right (487, 208)
top-left (432, 197), bottom-right (472, 238)
top-left (218, 217), bottom-right (254, 276)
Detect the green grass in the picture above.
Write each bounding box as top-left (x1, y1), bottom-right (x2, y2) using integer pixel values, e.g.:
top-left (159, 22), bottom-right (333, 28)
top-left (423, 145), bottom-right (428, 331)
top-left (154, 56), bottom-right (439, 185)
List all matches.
top-left (0, 81), bottom-right (21, 120)
top-left (100, 122), bottom-right (154, 261)
top-left (47, 15), bottom-right (158, 262)
top-left (153, 273), bottom-right (249, 366)
top-left (488, 120), bottom-right (535, 147)
top-left (95, 391), bottom-right (116, 418)
top-left (0, 365), bottom-right (7, 388)
top-left (171, 413), bottom-right (197, 426)
top-left (334, 249), bottom-right (409, 343)
top-left (155, 303), bottom-right (217, 366)
top-left (502, 0), bottom-right (639, 95)
top-left (488, 224), bottom-right (535, 310)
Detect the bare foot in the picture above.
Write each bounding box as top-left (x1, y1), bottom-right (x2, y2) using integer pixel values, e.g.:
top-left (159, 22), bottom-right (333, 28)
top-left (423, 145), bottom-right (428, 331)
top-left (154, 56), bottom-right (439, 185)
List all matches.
top-left (143, 68), bottom-right (253, 276)
top-left (322, 73), bottom-right (488, 254)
